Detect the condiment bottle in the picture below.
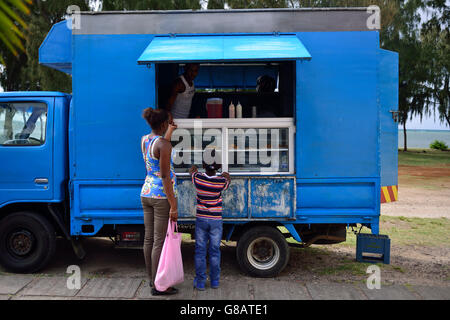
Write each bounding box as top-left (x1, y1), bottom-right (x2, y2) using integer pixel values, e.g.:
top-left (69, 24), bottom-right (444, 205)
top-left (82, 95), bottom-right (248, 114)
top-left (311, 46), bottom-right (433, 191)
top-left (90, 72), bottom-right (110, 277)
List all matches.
top-left (236, 101), bottom-right (242, 118)
top-left (229, 102), bottom-right (235, 118)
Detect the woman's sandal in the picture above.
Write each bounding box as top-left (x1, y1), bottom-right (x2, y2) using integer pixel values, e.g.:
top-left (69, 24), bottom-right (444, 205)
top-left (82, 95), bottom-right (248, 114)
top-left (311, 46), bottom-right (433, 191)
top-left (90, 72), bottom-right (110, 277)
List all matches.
top-left (151, 287), bottom-right (178, 296)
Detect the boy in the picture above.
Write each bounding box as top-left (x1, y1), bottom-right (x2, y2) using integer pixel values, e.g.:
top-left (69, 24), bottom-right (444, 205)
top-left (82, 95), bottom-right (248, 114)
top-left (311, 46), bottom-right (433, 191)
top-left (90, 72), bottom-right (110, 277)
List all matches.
top-left (189, 161), bottom-right (231, 290)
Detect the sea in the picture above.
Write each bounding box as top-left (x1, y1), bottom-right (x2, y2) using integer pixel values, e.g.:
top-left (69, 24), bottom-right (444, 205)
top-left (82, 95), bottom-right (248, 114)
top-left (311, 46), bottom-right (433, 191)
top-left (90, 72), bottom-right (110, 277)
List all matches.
top-left (398, 129), bottom-right (450, 149)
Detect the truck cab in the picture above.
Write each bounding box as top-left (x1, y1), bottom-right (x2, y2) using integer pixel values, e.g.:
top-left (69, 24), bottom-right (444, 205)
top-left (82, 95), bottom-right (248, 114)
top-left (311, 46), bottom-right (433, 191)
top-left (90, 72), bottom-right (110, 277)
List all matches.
top-left (0, 92), bottom-right (71, 272)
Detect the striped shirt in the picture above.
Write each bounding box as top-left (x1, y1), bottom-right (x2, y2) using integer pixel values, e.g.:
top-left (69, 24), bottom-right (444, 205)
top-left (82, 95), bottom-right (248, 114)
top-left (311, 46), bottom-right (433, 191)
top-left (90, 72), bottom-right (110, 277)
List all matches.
top-left (192, 172), bottom-right (230, 220)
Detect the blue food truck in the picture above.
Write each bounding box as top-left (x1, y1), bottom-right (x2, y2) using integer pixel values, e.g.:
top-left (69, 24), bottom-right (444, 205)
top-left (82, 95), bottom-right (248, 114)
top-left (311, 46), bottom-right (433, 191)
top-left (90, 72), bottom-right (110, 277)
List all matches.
top-left (0, 8), bottom-right (398, 276)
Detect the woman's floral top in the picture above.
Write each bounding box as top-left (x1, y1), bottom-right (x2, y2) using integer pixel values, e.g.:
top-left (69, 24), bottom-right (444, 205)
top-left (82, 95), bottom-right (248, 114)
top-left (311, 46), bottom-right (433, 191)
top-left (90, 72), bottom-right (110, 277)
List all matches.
top-left (140, 134), bottom-right (178, 199)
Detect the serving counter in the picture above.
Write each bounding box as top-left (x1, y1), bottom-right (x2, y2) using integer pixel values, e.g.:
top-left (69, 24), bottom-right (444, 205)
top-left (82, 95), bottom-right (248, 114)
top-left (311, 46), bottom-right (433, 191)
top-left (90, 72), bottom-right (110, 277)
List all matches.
top-left (171, 117), bottom-right (295, 175)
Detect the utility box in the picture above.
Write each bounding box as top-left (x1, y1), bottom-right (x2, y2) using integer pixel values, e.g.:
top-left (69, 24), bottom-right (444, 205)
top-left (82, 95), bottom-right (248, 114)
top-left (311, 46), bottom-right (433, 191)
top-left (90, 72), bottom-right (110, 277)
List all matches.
top-left (356, 233), bottom-right (391, 264)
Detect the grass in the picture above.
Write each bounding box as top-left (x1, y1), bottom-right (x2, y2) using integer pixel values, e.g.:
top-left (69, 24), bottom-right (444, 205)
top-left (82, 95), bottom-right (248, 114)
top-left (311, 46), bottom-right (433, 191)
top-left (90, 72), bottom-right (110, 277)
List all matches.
top-left (398, 148), bottom-right (450, 167)
top-left (280, 216), bottom-right (450, 248)
top-left (312, 261), bottom-right (376, 276)
top-left (279, 217), bottom-right (449, 277)
top-left (342, 216), bottom-right (450, 248)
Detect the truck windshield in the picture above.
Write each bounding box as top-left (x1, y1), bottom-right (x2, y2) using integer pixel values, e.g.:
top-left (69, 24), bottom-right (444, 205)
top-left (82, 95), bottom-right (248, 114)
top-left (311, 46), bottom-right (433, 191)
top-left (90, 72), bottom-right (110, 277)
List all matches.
top-left (0, 102), bottom-right (47, 146)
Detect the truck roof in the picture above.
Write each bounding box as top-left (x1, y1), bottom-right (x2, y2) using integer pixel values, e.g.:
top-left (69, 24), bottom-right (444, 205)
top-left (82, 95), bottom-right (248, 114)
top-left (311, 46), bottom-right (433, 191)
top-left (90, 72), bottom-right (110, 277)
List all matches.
top-left (74, 7), bottom-right (377, 35)
top-left (0, 91), bottom-right (70, 98)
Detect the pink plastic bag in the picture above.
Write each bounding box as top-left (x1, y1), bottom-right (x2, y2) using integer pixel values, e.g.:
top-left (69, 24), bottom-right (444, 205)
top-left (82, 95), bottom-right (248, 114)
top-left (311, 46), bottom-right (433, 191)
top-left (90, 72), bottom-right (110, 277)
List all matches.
top-left (154, 220), bottom-right (184, 292)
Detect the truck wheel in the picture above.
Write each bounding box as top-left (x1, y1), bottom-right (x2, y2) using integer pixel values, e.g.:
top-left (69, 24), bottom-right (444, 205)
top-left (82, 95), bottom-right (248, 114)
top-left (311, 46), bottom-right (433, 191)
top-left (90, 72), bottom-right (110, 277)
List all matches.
top-left (0, 212), bottom-right (56, 273)
top-left (236, 226), bottom-right (290, 278)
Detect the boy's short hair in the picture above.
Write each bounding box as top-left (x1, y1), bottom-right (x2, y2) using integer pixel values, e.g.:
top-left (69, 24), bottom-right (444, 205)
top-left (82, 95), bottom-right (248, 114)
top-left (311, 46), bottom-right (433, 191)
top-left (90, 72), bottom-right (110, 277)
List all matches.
top-left (203, 148), bottom-right (221, 171)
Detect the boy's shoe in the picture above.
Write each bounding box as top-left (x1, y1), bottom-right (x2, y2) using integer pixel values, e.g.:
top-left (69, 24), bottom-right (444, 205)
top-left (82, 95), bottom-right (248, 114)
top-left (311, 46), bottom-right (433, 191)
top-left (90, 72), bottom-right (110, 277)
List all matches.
top-left (193, 279), bottom-right (206, 291)
top-left (210, 280), bottom-right (220, 289)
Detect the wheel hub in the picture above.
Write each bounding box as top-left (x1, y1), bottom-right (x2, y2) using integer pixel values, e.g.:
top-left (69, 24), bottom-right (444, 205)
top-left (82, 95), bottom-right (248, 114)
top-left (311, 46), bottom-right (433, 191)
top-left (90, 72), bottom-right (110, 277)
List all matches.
top-left (8, 230), bottom-right (34, 256)
top-left (252, 241), bottom-right (274, 262)
top-left (247, 237), bottom-right (280, 270)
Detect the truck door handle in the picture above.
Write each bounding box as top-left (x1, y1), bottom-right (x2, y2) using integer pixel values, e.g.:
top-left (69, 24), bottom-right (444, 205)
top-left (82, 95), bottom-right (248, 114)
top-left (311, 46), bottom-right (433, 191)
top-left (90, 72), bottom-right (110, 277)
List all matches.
top-left (35, 178), bottom-right (48, 184)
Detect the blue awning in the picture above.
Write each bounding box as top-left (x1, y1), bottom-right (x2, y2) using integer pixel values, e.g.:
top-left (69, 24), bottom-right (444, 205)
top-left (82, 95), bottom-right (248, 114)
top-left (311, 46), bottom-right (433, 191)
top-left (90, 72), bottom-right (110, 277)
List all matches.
top-left (137, 34), bottom-right (311, 64)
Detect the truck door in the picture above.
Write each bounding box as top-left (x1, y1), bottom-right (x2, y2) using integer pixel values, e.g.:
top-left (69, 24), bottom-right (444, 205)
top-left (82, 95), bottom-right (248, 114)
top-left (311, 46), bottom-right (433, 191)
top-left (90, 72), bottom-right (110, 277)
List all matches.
top-left (0, 97), bottom-right (54, 205)
top-left (379, 49), bottom-right (399, 203)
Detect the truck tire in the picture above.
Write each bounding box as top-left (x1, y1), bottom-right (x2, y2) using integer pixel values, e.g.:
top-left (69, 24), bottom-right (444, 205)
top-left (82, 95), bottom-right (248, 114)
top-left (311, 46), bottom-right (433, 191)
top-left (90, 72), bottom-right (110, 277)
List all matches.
top-left (0, 212), bottom-right (56, 273)
top-left (236, 226), bottom-right (290, 278)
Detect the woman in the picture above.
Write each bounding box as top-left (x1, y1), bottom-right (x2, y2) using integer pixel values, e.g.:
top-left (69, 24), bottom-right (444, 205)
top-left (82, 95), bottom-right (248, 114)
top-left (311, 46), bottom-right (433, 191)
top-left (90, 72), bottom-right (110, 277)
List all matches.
top-left (140, 107), bottom-right (178, 296)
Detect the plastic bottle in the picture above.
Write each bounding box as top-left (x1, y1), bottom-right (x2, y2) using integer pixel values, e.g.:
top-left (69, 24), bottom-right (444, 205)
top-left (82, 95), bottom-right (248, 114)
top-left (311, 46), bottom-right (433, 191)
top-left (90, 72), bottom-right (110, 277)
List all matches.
top-left (229, 102), bottom-right (235, 118)
top-left (236, 101), bottom-right (243, 118)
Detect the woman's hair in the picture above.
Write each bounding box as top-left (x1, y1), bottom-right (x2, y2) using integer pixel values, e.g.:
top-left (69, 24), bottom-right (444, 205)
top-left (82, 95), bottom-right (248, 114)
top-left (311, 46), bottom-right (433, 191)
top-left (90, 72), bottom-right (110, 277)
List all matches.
top-left (142, 107), bottom-right (169, 130)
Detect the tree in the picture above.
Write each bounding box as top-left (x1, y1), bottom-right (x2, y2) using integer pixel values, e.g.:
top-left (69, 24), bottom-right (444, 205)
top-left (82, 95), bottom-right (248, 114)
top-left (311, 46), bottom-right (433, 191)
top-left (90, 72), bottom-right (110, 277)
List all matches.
top-left (207, 0), bottom-right (225, 9)
top-left (383, 0), bottom-right (429, 151)
top-left (101, 0), bottom-right (201, 10)
top-left (421, 1), bottom-right (449, 128)
top-left (0, 0), bottom-right (31, 61)
top-left (226, 0), bottom-right (289, 8)
top-left (0, 0), bottom-right (90, 93)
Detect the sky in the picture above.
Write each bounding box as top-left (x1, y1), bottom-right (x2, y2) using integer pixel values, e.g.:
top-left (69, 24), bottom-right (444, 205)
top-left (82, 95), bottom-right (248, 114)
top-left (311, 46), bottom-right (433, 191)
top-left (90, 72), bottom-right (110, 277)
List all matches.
top-left (404, 112), bottom-right (449, 130)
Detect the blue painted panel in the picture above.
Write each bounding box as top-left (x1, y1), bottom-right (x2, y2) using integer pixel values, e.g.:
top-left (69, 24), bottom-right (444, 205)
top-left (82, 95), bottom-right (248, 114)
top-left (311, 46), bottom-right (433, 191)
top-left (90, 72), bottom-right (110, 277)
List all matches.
top-left (0, 97), bottom-right (54, 206)
top-left (379, 49), bottom-right (399, 187)
top-left (223, 178), bottom-right (248, 218)
top-left (138, 35), bottom-right (311, 64)
top-left (176, 176), bottom-right (248, 219)
top-left (53, 96), bottom-right (70, 201)
top-left (250, 178), bottom-right (295, 218)
top-left (72, 34), bottom-right (155, 180)
top-left (78, 183), bottom-right (142, 211)
top-left (194, 65), bottom-right (278, 89)
top-left (295, 31), bottom-right (379, 179)
top-left (39, 20), bottom-right (72, 74)
top-left (297, 179), bottom-right (377, 212)
top-left (71, 180), bottom-right (143, 235)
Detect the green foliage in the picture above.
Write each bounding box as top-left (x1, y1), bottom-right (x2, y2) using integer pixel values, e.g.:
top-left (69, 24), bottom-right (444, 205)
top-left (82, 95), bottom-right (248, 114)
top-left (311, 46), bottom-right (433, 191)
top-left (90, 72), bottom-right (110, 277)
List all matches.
top-left (207, 0), bottom-right (225, 9)
top-left (0, 0), bottom-right (89, 93)
top-left (420, 2), bottom-right (450, 128)
top-left (0, 0), bottom-right (31, 60)
top-left (398, 148), bottom-right (450, 166)
top-left (429, 140), bottom-right (449, 151)
top-left (101, 0), bottom-right (201, 10)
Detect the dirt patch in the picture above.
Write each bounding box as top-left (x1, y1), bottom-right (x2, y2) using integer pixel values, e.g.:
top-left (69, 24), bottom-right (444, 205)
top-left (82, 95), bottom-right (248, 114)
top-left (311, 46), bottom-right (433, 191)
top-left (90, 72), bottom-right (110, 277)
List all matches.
top-left (382, 165), bottom-right (450, 218)
top-left (381, 186), bottom-right (450, 218)
top-left (399, 165), bottom-right (450, 179)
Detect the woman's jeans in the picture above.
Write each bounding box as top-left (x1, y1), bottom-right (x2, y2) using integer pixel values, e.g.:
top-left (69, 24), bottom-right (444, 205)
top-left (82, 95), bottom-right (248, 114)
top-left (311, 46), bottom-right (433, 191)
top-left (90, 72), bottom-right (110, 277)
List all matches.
top-left (141, 196), bottom-right (170, 286)
top-left (194, 217), bottom-right (223, 284)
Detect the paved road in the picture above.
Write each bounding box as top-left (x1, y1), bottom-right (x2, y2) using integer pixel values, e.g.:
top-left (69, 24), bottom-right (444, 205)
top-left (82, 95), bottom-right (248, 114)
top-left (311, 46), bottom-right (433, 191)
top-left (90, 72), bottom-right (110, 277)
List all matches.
top-left (0, 274), bottom-right (449, 300)
top-left (0, 238), bottom-right (449, 300)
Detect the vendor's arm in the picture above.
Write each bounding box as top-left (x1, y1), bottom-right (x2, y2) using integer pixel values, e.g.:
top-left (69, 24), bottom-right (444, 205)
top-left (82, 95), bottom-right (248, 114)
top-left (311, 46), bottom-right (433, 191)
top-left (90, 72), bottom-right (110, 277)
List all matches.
top-left (166, 78), bottom-right (185, 112)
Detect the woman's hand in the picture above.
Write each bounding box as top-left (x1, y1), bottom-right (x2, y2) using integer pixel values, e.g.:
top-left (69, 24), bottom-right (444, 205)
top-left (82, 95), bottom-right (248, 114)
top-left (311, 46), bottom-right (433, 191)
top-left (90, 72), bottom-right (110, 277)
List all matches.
top-left (168, 121), bottom-right (178, 132)
top-left (164, 117), bottom-right (177, 141)
top-left (169, 208), bottom-right (178, 222)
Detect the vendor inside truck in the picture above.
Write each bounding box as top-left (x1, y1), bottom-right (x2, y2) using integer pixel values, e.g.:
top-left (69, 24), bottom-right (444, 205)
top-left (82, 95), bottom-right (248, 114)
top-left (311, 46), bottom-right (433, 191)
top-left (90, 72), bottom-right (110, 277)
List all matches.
top-left (166, 63), bottom-right (200, 119)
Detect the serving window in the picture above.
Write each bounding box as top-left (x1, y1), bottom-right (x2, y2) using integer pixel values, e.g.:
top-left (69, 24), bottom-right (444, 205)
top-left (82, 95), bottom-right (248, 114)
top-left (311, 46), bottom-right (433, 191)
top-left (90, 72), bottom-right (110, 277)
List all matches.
top-left (156, 61), bottom-right (296, 119)
top-left (159, 61), bottom-right (297, 175)
top-left (172, 118), bottom-right (294, 175)
top-left (138, 34), bottom-right (311, 176)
